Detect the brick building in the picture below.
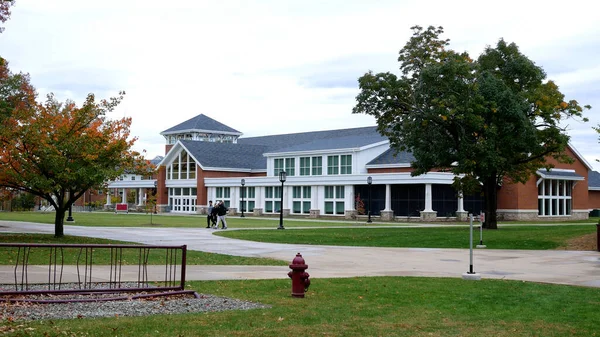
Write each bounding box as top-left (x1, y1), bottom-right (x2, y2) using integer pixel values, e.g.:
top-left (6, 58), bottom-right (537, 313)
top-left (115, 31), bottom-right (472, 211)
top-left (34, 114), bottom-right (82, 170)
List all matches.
top-left (107, 113), bottom-right (599, 221)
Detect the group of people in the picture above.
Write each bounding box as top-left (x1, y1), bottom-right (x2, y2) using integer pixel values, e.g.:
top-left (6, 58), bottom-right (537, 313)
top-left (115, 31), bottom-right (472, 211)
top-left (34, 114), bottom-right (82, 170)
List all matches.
top-left (206, 200), bottom-right (228, 229)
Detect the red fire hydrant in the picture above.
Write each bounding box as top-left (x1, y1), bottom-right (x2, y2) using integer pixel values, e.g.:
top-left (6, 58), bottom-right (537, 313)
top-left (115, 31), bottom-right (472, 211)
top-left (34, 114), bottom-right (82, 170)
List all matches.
top-left (288, 252), bottom-right (310, 298)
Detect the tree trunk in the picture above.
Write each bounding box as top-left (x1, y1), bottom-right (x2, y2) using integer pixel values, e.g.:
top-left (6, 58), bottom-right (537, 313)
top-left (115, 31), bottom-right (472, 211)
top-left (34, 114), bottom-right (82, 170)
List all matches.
top-left (54, 207), bottom-right (65, 237)
top-left (483, 175), bottom-right (499, 229)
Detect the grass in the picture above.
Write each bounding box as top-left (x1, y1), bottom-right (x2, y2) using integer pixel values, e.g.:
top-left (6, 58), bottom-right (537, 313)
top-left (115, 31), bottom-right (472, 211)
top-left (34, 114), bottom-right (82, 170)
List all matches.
top-left (1, 211), bottom-right (597, 229)
top-left (0, 234), bottom-right (285, 266)
top-left (2, 277), bottom-right (600, 336)
top-left (0, 211), bottom-right (369, 228)
top-left (1, 211), bottom-right (597, 250)
top-left (216, 225), bottom-right (598, 250)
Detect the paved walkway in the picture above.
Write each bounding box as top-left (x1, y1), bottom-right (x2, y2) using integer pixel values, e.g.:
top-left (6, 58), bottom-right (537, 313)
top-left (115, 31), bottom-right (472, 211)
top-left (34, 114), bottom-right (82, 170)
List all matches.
top-left (1, 221), bottom-right (599, 288)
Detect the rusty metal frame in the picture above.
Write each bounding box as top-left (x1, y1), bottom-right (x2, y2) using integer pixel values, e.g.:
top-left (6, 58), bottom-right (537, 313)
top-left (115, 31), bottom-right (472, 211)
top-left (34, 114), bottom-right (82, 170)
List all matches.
top-left (0, 243), bottom-right (189, 301)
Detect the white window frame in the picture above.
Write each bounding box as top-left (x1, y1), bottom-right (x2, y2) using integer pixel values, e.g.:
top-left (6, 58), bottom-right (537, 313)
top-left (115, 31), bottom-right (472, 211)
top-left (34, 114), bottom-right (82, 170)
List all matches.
top-left (538, 179), bottom-right (573, 216)
top-left (292, 186), bottom-right (311, 214)
top-left (169, 187), bottom-right (197, 213)
top-left (324, 185), bottom-right (345, 215)
top-left (264, 186), bottom-right (282, 213)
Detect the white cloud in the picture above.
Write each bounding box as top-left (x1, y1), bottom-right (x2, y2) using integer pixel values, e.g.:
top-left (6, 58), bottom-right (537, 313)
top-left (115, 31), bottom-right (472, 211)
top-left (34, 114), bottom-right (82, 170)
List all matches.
top-left (2, 0), bottom-right (600, 170)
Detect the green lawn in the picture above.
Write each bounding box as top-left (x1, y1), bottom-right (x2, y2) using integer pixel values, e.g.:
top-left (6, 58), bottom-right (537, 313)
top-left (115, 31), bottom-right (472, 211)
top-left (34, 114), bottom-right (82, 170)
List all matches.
top-left (0, 234), bottom-right (285, 266)
top-left (3, 277), bottom-right (600, 336)
top-left (0, 211), bottom-right (372, 228)
top-left (217, 225), bottom-right (597, 250)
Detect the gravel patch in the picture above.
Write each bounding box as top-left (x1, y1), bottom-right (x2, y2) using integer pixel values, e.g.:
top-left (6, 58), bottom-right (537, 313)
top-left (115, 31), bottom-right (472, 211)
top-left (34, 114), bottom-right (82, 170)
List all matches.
top-left (0, 283), bottom-right (270, 322)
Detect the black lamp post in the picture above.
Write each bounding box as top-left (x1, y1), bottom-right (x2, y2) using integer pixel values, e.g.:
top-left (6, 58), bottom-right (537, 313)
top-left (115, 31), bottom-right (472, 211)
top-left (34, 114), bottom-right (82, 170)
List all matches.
top-left (367, 176), bottom-right (372, 224)
top-left (151, 180), bottom-right (157, 224)
top-left (240, 179), bottom-right (245, 218)
top-left (66, 190), bottom-right (74, 222)
top-left (278, 171), bottom-right (286, 230)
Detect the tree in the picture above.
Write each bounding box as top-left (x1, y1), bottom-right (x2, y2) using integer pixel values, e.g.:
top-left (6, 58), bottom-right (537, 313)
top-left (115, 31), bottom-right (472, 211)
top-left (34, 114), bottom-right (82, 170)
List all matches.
top-left (353, 26), bottom-right (590, 229)
top-left (0, 0), bottom-right (15, 34)
top-left (0, 60), bottom-right (149, 237)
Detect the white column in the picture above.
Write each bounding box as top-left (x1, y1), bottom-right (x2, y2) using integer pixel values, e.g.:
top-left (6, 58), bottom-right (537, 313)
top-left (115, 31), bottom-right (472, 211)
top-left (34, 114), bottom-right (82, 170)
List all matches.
top-left (424, 184), bottom-right (433, 212)
top-left (137, 188), bottom-right (144, 206)
top-left (346, 185), bottom-right (354, 211)
top-left (106, 191), bottom-right (111, 205)
top-left (384, 184), bottom-right (391, 211)
top-left (457, 193), bottom-right (465, 212)
top-left (121, 189), bottom-right (126, 204)
top-left (255, 186), bottom-right (263, 210)
top-left (284, 185), bottom-right (291, 210)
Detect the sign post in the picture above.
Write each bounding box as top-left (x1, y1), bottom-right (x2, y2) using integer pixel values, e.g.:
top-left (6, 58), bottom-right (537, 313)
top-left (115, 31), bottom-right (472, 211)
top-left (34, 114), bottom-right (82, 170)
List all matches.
top-left (462, 214), bottom-right (481, 280)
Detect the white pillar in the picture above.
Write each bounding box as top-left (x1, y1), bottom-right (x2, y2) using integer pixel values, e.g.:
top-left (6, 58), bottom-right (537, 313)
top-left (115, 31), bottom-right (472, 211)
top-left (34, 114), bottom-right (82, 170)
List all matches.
top-left (345, 185), bottom-right (353, 211)
top-left (457, 193), bottom-right (465, 212)
top-left (384, 184), bottom-right (391, 211)
top-left (424, 184), bottom-right (433, 212)
top-left (106, 191), bottom-right (111, 205)
top-left (284, 185), bottom-right (291, 210)
top-left (121, 189), bottom-right (126, 204)
top-left (137, 188), bottom-right (144, 206)
top-left (255, 186), bottom-right (263, 211)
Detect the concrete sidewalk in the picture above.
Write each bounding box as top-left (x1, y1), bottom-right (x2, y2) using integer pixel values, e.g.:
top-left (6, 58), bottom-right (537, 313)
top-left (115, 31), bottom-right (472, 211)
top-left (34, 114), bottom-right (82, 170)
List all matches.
top-left (1, 221), bottom-right (599, 287)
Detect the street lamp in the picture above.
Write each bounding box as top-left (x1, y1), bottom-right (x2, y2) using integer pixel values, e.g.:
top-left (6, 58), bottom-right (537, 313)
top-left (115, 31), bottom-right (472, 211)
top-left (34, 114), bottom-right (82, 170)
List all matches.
top-left (151, 180), bottom-right (157, 224)
top-left (367, 176), bottom-right (372, 224)
top-left (278, 171), bottom-right (286, 230)
top-left (66, 190), bottom-right (74, 222)
top-left (240, 178), bottom-right (245, 218)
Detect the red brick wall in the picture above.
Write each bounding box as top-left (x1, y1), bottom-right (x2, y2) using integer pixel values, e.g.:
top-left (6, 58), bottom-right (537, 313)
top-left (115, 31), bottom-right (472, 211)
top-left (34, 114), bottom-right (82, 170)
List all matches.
top-left (497, 146), bottom-right (589, 210)
top-left (588, 191), bottom-right (600, 209)
top-left (157, 166), bottom-right (168, 205)
top-left (165, 144), bottom-right (173, 155)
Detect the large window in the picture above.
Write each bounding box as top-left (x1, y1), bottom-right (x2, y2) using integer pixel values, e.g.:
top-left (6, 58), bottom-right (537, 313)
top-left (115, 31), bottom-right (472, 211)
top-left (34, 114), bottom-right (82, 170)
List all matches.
top-left (239, 187), bottom-right (256, 213)
top-left (327, 155), bottom-right (351, 175)
top-left (292, 186), bottom-right (311, 214)
top-left (312, 156), bottom-right (322, 175)
top-left (300, 157), bottom-right (311, 176)
top-left (538, 179), bottom-right (573, 216)
top-left (264, 186), bottom-right (282, 213)
top-left (285, 158), bottom-right (295, 176)
top-left (216, 187), bottom-right (231, 208)
top-left (340, 155), bottom-right (352, 174)
top-left (274, 159), bottom-right (284, 176)
top-left (300, 156), bottom-right (322, 176)
top-left (327, 156), bottom-right (339, 175)
top-left (169, 187), bottom-right (197, 213)
top-left (168, 151), bottom-right (196, 180)
top-left (324, 186), bottom-right (345, 215)
top-left (274, 158), bottom-right (295, 176)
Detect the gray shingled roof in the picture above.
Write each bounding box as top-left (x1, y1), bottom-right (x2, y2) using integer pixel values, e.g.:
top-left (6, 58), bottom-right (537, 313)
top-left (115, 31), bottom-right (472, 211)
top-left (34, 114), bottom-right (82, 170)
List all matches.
top-left (178, 126), bottom-right (389, 170)
top-left (238, 126), bottom-right (383, 150)
top-left (588, 171), bottom-right (600, 189)
top-left (367, 148), bottom-right (415, 165)
top-left (266, 133), bottom-right (387, 153)
top-left (181, 140), bottom-right (269, 170)
top-left (160, 114), bottom-right (242, 135)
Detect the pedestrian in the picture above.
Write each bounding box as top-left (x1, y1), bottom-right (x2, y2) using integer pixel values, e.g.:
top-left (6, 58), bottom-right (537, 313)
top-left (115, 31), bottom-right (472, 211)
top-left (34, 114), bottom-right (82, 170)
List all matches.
top-left (211, 201), bottom-right (220, 229)
top-left (206, 201), bottom-right (214, 228)
top-left (215, 200), bottom-right (228, 229)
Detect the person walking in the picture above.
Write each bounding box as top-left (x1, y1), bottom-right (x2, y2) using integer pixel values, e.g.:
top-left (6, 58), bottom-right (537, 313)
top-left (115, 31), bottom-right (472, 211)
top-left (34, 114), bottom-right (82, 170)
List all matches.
top-left (211, 202), bottom-right (220, 229)
top-left (206, 201), bottom-right (215, 228)
top-left (215, 201), bottom-right (228, 229)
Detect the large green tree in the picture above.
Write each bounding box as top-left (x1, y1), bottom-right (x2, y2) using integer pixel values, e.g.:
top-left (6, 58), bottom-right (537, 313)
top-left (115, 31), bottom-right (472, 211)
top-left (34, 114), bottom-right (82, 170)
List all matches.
top-left (353, 26), bottom-right (590, 229)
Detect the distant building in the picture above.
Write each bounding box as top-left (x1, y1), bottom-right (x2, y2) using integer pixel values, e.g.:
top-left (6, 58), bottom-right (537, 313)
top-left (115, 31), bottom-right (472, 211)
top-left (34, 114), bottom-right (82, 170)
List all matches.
top-left (123, 113), bottom-right (593, 221)
top-left (94, 114), bottom-right (598, 221)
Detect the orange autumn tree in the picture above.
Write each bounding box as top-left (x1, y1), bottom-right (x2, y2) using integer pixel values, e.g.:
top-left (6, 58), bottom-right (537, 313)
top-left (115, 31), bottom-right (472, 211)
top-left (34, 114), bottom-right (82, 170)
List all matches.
top-left (0, 61), bottom-right (148, 237)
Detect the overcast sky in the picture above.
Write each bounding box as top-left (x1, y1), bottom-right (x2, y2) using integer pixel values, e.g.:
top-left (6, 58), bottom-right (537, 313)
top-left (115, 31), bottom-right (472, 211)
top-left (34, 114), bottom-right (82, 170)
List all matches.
top-left (2, 0), bottom-right (599, 170)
